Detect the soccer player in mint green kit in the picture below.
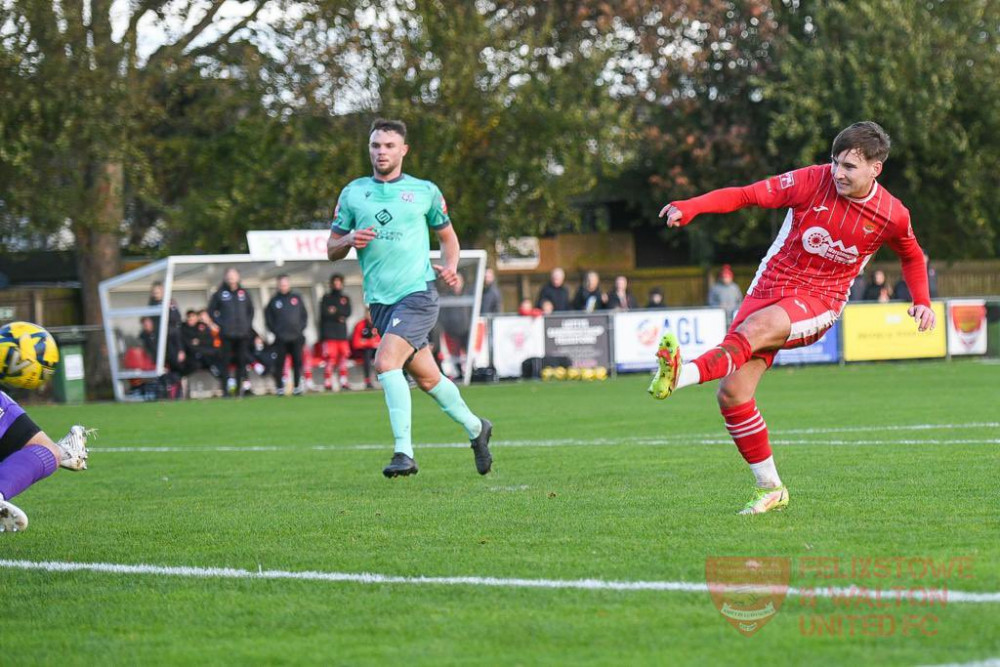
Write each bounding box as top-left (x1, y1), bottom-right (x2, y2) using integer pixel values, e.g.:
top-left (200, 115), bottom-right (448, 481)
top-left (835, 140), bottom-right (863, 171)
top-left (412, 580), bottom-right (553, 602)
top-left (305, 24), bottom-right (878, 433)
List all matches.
top-left (327, 118), bottom-right (493, 478)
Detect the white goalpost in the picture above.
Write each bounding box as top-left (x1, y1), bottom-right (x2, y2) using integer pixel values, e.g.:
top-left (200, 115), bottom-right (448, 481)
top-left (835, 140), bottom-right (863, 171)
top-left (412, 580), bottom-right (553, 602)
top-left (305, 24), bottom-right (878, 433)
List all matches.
top-left (99, 231), bottom-right (487, 402)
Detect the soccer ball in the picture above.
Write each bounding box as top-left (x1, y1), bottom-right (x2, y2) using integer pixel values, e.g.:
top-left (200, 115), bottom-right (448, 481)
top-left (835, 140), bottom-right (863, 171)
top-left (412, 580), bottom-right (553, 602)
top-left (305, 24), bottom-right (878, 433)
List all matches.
top-left (0, 322), bottom-right (60, 390)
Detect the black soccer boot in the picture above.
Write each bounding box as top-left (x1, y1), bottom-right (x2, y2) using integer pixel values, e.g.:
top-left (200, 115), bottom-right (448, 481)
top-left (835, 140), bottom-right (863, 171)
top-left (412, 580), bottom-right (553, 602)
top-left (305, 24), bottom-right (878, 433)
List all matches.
top-left (383, 452), bottom-right (419, 478)
top-left (470, 418), bottom-right (493, 475)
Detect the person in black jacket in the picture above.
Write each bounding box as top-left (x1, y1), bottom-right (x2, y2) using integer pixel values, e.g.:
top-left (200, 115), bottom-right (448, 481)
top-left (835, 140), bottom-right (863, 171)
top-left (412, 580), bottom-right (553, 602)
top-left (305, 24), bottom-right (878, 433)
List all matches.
top-left (535, 267), bottom-right (571, 312)
top-left (318, 273), bottom-right (352, 391)
top-left (180, 309), bottom-right (221, 378)
top-left (208, 267), bottom-right (255, 397)
top-left (265, 274), bottom-right (309, 395)
top-left (573, 270), bottom-right (608, 312)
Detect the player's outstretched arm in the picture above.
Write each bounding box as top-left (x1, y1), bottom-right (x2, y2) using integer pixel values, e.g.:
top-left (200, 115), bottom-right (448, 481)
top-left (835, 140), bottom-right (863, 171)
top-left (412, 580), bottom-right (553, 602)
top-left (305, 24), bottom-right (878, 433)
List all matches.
top-left (658, 185), bottom-right (760, 228)
top-left (659, 167), bottom-right (822, 228)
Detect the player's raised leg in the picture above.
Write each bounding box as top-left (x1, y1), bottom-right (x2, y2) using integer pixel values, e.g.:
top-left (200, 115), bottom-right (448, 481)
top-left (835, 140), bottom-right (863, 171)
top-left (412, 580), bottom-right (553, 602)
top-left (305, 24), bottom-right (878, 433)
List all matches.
top-left (374, 333), bottom-right (418, 477)
top-left (717, 359), bottom-right (788, 515)
top-left (407, 346), bottom-right (492, 475)
top-left (649, 304), bottom-right (791, 399)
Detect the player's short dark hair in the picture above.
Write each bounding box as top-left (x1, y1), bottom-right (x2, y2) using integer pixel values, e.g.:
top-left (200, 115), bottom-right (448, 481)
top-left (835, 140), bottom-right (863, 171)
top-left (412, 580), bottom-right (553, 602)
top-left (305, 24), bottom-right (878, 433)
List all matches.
top-left (330, 273), bottom-right (344, 283)
top-left (831, 121), bottom-right (891, 162)
top-left (186, 309), bottom-right (197, 317)
top-left (277, 273), bottom-right (289, 281)
top-left (370, 118), bottom-right (407, 139)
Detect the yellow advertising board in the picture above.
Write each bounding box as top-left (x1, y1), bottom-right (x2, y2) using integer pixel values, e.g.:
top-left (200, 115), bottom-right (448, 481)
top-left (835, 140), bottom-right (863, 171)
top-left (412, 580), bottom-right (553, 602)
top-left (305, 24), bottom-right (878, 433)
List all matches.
top-left (842, 302), bottom-right (947, 362)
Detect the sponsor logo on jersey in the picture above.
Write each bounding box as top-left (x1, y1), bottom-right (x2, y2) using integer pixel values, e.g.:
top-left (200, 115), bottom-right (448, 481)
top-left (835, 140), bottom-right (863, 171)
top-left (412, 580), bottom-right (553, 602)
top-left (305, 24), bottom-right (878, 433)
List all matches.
top-left (801, 226), bottom-right (859, 264)
top-left (375, 209), bottom-right (393, 225)
top-left (779, 172), bottom-right (795, 190)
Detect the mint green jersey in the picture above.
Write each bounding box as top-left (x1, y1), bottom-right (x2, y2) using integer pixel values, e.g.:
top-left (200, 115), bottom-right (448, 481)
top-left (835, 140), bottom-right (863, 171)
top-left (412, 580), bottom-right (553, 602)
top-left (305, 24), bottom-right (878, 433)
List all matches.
top-left (331, 174), bottom-right (451, 305)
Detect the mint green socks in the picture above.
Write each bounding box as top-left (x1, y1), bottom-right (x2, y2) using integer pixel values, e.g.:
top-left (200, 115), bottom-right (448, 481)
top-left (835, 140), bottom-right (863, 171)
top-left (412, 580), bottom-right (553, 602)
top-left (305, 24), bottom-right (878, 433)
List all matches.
top-left (428, 376), bottom-right (482, 439)
top-left (377, 369), bottom-right (413, 457)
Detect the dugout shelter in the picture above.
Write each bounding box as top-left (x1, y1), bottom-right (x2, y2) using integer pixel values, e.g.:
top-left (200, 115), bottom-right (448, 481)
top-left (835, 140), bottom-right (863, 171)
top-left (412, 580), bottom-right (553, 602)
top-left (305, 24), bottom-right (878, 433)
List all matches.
top-left (98, 230), bottom-right (487, 401)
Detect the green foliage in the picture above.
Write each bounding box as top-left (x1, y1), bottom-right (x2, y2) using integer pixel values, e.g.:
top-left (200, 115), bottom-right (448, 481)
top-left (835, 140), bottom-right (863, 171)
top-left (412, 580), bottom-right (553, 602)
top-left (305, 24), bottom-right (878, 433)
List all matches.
top-left (2, 0), bottom-right (999, 263)
top-left (766, 0), bottom-right (1000, 259)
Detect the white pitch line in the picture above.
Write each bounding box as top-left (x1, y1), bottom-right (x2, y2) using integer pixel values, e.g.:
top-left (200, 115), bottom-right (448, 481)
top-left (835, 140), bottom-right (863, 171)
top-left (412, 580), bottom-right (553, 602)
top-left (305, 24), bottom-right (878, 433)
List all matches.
top-left (89, 437), bottom-right (1000, 454)
top-left (87, 422), bottom-right (1000, 454)
top-left (1, 560), bottom-right (999, 603)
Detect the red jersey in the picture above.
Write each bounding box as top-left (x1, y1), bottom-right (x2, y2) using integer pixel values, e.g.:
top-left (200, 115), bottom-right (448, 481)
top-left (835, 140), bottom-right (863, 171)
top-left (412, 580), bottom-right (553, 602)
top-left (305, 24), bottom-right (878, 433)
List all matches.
top-left (673, 164), bottom-right (930, 308)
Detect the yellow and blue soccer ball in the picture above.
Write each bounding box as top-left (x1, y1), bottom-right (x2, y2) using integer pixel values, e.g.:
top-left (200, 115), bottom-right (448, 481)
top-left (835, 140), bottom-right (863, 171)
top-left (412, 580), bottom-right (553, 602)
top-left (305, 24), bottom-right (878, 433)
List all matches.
top-left (0, 322), bottom-right (60, 390)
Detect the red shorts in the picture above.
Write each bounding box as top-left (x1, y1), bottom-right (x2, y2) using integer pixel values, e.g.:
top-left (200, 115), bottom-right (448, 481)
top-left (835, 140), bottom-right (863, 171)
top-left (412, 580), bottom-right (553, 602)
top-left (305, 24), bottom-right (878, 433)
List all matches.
top-left (730, 294), bottom-right (841, 367)
top-left (318, 340), bottom-right (351, 365)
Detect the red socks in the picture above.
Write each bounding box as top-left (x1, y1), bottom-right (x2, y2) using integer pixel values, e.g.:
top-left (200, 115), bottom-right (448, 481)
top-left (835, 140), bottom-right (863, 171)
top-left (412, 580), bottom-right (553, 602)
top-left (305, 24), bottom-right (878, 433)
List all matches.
top-left (721, 399), bottom-right (771, 464)
top-left (693, 332), bottom-right (752, 383)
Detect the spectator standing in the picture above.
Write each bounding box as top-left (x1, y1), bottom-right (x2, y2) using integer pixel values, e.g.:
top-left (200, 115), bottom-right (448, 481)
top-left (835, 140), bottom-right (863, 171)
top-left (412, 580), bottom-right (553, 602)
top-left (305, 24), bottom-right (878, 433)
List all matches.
top-left (147, 281), bottom-right (185, 374)
top-left (318, 273), bottom-right (353, 391)
top-left (646, 287), bottom-right (666, 308)
top-left (574, 270), bottom-right (607, 312)
top-left (607, 275), bottom-right (637, 311)
top-left (208, 267), bottom-right (255, 397)
top-left (707, 264), bottom-right (744, 323)
top-left (351, 310), bottom-right (381, 389)
top-left (265, 274), bottom-right (309, 395)
top-left (480, 267), bottom-right (502, 314)
top-left (862, 269), bottom-right (891, 301)
top-left (536, 267), bottom-right (571, 312)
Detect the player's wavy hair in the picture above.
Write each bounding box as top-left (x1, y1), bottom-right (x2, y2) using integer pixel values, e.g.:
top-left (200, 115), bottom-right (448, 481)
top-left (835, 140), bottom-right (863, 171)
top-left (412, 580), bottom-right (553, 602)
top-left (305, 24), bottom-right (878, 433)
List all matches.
top-left (370, 118), bottom-right (407, 139)
top-left (831, 121), bottom-right (891, 163)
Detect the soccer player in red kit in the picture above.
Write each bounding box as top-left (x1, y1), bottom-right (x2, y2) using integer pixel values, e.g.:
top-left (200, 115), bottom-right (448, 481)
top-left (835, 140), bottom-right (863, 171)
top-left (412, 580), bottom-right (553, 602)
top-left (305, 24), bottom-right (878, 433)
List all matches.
top-left (649, 121), bottom-right (936, 514)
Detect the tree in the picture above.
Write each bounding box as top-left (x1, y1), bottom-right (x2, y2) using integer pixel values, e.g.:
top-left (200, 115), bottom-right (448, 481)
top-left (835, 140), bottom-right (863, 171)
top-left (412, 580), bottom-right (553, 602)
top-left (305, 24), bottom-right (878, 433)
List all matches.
top-left (0, 0), bottom-right (303, 392)
top-left (298, 0), bottom-right (634, 241)
top-left (592, 0), bottom-right (785, 265)
top-left (765, 0), bottom-right (1000, 259)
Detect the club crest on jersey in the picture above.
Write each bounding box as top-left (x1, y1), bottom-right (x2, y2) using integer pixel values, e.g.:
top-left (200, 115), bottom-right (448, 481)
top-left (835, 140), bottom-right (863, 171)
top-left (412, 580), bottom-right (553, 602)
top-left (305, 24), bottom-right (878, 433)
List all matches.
top-left (400, 191), bottom-right (414, 203)
top-left (862, 219), bottom-right (877, 235)
top-left (778, 172), bottom-right (795, 190)
top-left (802, 226), bottom-right (859, 264)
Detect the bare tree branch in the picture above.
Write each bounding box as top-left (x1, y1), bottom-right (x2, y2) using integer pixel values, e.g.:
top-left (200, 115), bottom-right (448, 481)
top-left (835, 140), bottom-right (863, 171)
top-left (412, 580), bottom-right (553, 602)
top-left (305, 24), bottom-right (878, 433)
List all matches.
top-left (148, 0), bottom-right (227, 64)
top-left (186, 1), bottom-right (267, 59)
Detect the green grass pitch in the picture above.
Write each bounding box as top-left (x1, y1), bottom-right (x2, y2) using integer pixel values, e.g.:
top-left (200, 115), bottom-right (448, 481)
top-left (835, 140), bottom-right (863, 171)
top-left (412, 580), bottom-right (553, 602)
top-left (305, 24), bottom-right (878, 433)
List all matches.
top-left (2, 360), bottom-right (998, 665)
